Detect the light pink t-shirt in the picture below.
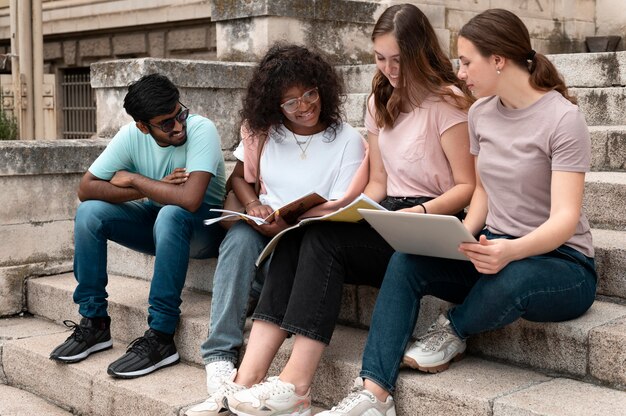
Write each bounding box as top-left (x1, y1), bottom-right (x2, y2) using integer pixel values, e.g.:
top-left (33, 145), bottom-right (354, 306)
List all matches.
top-left (469, 90), bottom-right (593, 257)
top-left (364, 92), bottom-right (468, 198)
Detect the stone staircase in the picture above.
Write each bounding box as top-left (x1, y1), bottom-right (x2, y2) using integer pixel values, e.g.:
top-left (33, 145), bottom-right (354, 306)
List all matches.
top-left (2, 52), bottom-right (626, 415)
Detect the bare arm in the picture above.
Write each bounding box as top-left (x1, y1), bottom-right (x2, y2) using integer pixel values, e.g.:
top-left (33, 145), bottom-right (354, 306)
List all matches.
top-left (401, 122), bottom-right (475, 215)
top-left (363, 131), bottom-right (387, 202)
top-left (460, 171), bottom-right (585, 273)
top-left (78, 171), bottom-right (144, 203)
top-left (230, 160), bottom-right (274, 219)
top-left (462, 157), bottom-right (488, 235)
top-left (109, 169), bottom-right (213, 212)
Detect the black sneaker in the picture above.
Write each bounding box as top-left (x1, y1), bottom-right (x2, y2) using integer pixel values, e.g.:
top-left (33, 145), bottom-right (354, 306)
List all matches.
top-left (49, 317), bottom-right (112, 363)
top-left (107, 328), bottom-right (180, 379)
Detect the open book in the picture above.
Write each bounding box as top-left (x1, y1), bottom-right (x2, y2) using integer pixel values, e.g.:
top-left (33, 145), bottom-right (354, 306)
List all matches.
top-left (254, 193), bottom-right (387, 266)
top-left (204, 192), bottom-right (327, 227)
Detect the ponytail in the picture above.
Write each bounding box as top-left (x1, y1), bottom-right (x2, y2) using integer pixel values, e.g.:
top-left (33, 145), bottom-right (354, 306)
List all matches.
top-left (529, 53), bottom-right (577, 104)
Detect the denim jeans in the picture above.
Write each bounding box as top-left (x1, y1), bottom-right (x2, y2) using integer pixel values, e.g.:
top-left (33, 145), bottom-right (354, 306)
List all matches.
top-left (253, 221), bottom-right (394, 344)
top-left (360, 231), bottom-right (597, 393)
top-left (200, 221), bottom-right (270, 364)
top-left (72, 199), bottom-right (224, 335)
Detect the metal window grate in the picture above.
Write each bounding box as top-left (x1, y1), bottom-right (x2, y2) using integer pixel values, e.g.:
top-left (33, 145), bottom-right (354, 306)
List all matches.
top-left (61, 69), bottom-right (96, 139)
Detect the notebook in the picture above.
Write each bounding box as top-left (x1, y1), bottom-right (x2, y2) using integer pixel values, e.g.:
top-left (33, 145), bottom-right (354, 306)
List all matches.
top-left (358, 209), bottom-right (477, 261)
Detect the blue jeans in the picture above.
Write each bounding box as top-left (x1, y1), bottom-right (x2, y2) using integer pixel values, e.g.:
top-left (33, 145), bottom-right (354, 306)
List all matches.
top-left (200, 221), bottom-right (270, 364)
top-left (72, 199), bottom-right (224, 334)
top-left (360, 231), bottom-right (597, 393)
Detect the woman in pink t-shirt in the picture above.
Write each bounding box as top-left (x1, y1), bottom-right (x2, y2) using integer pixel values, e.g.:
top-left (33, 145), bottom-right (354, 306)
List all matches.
top-left (221, 4), bottom-right (475, 416)
top-left (320, 9), bottom-right (597, 415)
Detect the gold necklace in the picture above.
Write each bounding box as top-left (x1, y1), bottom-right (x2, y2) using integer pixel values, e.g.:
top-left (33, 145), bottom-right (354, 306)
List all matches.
top-left (291, 131), bottom-right (314, 160)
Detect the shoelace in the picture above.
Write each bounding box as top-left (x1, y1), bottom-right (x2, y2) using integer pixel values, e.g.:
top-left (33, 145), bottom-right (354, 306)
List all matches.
top-left (330, 387), bottom-right (375, 412)
top-left (62, 320), bottom-right (89, 341)
top-left (203, 380), bottom-right (242, 407)
top-left (249, 377), bottom-right (292, 400)
top-left (416, 321), bottom-right (452, 351)
top-left (125, 333), bottom-right (159, 354)
top-left (208, 361), bottom-right (234, 383)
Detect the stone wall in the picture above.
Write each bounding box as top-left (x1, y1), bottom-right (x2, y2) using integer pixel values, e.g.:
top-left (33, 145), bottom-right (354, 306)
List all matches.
top-left (0, 140), bottom-right (106, 315)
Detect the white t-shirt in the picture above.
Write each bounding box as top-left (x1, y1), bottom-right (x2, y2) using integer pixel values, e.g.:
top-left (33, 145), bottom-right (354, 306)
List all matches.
top-left (469, 90), bottom-right (593, 257)
top-left (237, 123), bottom-right (366, 209)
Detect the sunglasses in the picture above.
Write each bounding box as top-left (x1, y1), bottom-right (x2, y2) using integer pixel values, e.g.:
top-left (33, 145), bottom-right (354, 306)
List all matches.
top-left (144, 103), bottom-right (189, 133)
top-left (280, 88), bottom-right (319, 114)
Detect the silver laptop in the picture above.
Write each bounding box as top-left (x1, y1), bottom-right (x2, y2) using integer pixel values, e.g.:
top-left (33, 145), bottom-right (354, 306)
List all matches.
top-left (358, 209), bottom-right (477, 261)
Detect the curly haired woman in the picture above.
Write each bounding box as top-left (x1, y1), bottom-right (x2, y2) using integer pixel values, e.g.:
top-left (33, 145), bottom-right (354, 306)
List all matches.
top-left (186, 43), bottom-right (367, 416)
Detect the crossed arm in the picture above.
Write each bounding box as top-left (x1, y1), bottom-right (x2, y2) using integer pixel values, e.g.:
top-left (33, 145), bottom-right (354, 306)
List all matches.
top-left (77, 168), bottom-right (213, 213)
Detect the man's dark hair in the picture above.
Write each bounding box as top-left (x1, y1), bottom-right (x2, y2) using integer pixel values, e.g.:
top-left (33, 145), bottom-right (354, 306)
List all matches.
top-left (123, 73), bottom-right (180, 122)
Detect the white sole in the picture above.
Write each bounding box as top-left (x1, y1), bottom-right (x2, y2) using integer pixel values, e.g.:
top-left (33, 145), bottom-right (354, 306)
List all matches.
top-left (232, 407), bottom-right (311, 416)
top-left (55, 339), bottom-right (113, 362)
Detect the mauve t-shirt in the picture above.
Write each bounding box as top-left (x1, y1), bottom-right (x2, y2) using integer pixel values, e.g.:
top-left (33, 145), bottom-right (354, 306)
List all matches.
top-left (469, 90), bottom-right (594, 257)
top-left (365, 90), bottom-right (468, 198)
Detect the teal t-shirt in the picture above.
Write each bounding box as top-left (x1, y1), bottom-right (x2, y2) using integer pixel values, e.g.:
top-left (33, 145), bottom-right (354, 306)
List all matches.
top-left (89, 114), bottom-right (226, 207)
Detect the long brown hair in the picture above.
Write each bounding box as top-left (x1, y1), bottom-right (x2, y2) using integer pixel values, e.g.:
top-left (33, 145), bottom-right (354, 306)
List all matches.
top-left (459, 9), bottom-right (576, 104)
top-left (370, 4), bottom-right (474, 128)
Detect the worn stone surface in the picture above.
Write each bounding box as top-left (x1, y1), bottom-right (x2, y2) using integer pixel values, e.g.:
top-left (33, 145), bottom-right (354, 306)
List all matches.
top-left (0, 266), bottom-right (28, 316)
top-left (469, 301), bottom-right (626, 378)
top-left (79, 37), bottom-right (112, 58)
top-left (589, 316), bottom-right (626, 386)
top-left (0, 221), bottom-right (74, 268)
top-left (112, 33), bottom-right (147, 56)
top-left (494, 378), bottom-right (626, 416)
top-left (0, 384), bottom-right (72, 416)
top-left (574, 87), bottom-right (626, 126)
top-left (168, 27), bottom-right (210, 52)
top-left (593, 228), bottom-right (626, 299)
top-left (584, 172), bottom-right (626, 230)
top-left (589, 126), bottom-right (626, 172)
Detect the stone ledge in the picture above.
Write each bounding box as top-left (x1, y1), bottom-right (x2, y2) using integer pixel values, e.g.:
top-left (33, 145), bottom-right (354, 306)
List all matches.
top-left (211, 0), bottom-right (381, 24)
top-left (0, 140), bottom-right (108, 176)
top-left (90, 58), bottom-right (255, 89)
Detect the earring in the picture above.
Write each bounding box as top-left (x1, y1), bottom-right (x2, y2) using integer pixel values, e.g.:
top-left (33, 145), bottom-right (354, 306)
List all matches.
top-left (496, 69), bottom-right (501, 75)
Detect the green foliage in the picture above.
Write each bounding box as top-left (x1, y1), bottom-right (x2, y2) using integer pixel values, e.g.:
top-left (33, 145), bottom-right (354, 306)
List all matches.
top-left (0, 109), bottom-right (18, 140)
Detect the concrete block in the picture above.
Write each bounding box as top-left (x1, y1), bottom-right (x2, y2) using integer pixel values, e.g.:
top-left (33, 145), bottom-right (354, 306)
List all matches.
top-left (595, 0), bottom-right (626, 39)
top-left (148, 32), bottom-right (165, 58)
top-left (574, 87), bottom-right (626, 126)
top-left (79, 37), bottom-right (112, 58)
top-left (584, 172), bottom-right (626, 230)
top-left (469, 301), bottom-right (626, 378)
top-left (344, 93), bottom-right (368, 129)
top-left (588, 125), bottom-right (626, 172)
top-left (43, 41), bottom-right (63, 61)
top-left (0, 266), bottom-right (27, 316)
top-left (494, 378), bottom-right (626, 416)
top-left (167, 27), bottom-right (209, 52)
top-left (0, 221), bottom-right (74, 268)
top-left (593, 229), bottom-right (626, 299)
top-left (549, 52), bottom-right (626, 88)
top-left (62, 41), bottom-right (77, 66)
top-left (0, 384), bottom-right (72, 415)
top-left (589, 316), bottom-right (626, 385)
top-left (112, 33), bottom-right (147, 56)
top-left (338, 64), bottom-right (376, 95)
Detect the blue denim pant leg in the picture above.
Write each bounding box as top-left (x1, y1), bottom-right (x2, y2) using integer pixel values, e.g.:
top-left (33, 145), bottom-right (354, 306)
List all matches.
top-left (200, 221), bottom-right (270, 364)
top-left (73, 200), bottom-right (160, 319)
top-left (360, 252), bottom-right (478, 393)
top-left (147, 203), bottom-right (224, 334)
top-left (448, 244), bottom-right (597, 338)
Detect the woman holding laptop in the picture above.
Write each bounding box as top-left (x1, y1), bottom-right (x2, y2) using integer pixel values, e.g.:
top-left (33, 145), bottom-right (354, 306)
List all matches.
top-left (222, 4), bottom-right (475, 416)
top-left (320, 8), bottom-right (597, 415)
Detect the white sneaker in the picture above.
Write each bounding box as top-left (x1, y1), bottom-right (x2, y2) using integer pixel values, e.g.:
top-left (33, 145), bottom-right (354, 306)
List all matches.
top-left (317, 377), bottom-right (395, 416)
top-left (206, 361), bottom-right (236, 394)
top-left (226, 376), bottom-right (311, 416)
top-left (186, 369), bottom-right (244, 416)
top-left (403, 313), bottom-right (466, 373)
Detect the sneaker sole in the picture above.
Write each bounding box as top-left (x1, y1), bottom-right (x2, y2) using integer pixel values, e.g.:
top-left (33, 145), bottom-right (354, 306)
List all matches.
top-left (107, 352), bottom-right (180, 379)
top-left (402, 351), bottom-right (465, 374)
top-left (231, 408), bottom-right (311, 416)
top-left (50, 339), bottom-right (113, 364)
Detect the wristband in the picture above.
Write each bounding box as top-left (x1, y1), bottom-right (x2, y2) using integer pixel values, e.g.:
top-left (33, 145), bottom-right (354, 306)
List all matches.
top-left (245, 199), bottom-right (260, 207)
top-left (418, 203), bottom-right (427, 214)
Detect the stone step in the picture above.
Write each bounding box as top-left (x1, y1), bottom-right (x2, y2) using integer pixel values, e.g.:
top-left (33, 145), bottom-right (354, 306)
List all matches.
top-left (26, 273), bottom-right (626, 389)
top-left (584, 172), bottom-right (626, 230)
top-left (3, 315), bottom-right (626, 416)
top-left (589, 125), bottom-right (626, 171)
top-left (0, 385), bottom-right (73, 416)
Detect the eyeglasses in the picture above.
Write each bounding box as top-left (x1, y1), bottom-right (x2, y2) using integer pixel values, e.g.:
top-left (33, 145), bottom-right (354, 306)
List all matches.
top-left (280, 88), bottom-right (319, 113)
top-left (144, 103), bottom-right (189, 133)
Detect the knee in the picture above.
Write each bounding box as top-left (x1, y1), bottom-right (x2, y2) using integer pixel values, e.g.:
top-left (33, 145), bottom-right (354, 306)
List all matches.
top-left (155, 205), bottom-right (192, 229)
top-left (75, 200), bottom-right (108, 229)
top-left (219, 222), bottom-right (265, 255)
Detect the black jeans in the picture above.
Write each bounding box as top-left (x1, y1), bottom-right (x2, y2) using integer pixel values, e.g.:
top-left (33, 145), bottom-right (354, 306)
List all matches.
top-left (252, 196), bottom-right (423, 344)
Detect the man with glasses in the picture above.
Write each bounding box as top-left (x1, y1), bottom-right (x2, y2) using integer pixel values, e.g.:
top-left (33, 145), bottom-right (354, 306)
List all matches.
top-left (50, 73), bottom-right (226, 379)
